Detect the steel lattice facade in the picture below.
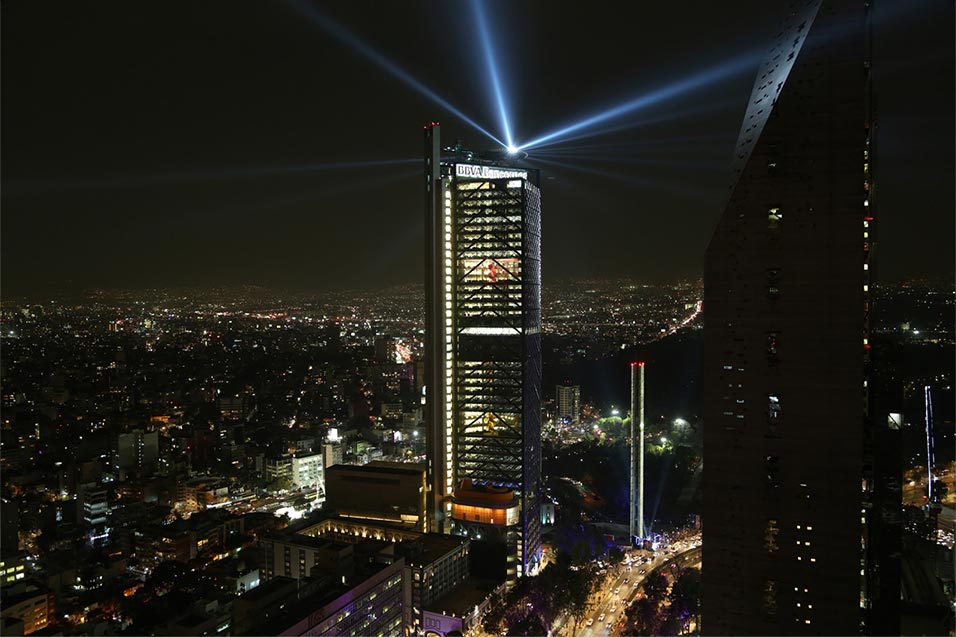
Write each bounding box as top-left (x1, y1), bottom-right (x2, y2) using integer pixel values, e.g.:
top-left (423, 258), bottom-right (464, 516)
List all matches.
top-left (424, 124), bottom-right (542, 581)
top-left (451, 178), bottom-right (541, 578)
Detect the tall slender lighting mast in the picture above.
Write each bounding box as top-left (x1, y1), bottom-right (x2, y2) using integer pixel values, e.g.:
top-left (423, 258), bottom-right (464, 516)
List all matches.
top-left (630, 363), bottom-right (637, 541)
top-left (638, 361), bottom-right (645, 539)
top-left (630, 362), bottom-right (646, 541)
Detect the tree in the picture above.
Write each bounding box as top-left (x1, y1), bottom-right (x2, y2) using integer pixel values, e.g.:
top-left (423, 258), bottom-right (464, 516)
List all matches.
top-left (598, 417), bottom-right (624, 439)
top-left (607, 546), bottom-right (625, 566)
top-left (643, 570), bottom-right (669, 604)
top-left (493, 555), bottom-right (601, 637)
top-left (669, 567), bottom-right (701, 633)
top-left (268, 476), bottom-right (292, 492)
top-left (551, 562), bottom-right (597, 637)
top-left (626, 597), bottom-right (663, 636)
top-left (506, 610), bottom-right (548, 637)
top-left (482, 595), bottom-right (507, 635)
top-left (658, 611), bottom-right (683, 636)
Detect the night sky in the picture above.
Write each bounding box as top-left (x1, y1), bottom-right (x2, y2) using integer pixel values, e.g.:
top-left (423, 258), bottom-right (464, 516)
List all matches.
top-left (2, 1), bottom-right (952, 297)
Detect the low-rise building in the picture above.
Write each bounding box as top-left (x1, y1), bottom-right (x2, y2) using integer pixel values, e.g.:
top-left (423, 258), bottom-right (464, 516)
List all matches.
top-left (324, 462), bottom-right (427, 531)
top-left (236, 559), bottom-right (406, 637)
top-left (291, 453), bottom-right (323, 492)
top-left (261, 534), bottom-right (354, 582)
top-left (0, 579), bottom-right (54, 635)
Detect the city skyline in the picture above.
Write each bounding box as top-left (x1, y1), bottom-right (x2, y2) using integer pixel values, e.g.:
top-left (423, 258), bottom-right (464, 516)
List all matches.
top-left (1, 2), bottom-right (954, 636)
top-left (2, 1), bottom-right (953, 297)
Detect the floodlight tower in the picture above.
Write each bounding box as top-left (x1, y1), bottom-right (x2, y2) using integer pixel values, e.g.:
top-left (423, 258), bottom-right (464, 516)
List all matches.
top-left (630, 362), bottom-right (645, 541)
top-left (925, 385), bottom-right (936, 502)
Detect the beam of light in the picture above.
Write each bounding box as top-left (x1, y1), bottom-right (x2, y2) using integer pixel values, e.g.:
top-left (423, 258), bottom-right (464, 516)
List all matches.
top-left (286, 0), bottom-right (503, 147)
top-left (523, 3), bottom-right (903, 153)
top-left (527, 129), bottom-right (738, 156)
top-left (166, 168), bottom-right (422, 225)
top-left (519, 50), bottom-right (762, 151)
top-left (646, 449), bottom-right (672, 537)
top-left (471, 0), bottom-right (513, 148)
top-left (520, 95), bottom-right (743, 153)
top-left (531, 152), bottom-right (723, 169)
top-left (532, 142), bottom-right (731, 167)
top-left (5, 158), bottom-right (420, 195)
top-left (526, 156), bottom-right (710, 200)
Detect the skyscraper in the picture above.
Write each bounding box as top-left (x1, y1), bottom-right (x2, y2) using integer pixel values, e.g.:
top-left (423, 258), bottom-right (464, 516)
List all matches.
top-left (424, 123), bottom-right (542, 579)
top-left (555, 383), bottom-right (580, 424)
top-left (701, 1), bottom-right (872, 634)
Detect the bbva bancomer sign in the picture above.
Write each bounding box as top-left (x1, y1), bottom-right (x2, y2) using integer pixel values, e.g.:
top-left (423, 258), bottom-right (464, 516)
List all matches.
top-left (454, 163), bottom-right (528, 181)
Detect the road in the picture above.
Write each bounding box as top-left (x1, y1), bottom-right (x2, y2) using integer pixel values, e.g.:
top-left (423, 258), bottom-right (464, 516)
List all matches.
top-left (572, 536), bottom-right (701, 637)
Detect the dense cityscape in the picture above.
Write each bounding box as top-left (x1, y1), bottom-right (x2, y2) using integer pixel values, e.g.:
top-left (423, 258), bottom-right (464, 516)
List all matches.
top-left (0, 279), bottom-right (951, 635)
top-left (2, 1), bottom-right (954, 636)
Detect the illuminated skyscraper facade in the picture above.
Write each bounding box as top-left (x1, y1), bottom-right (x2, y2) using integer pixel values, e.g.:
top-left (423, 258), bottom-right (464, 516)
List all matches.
top-left (424, 123), bottom-right (542, 580)
top-left (702, 0), bottom-right (874, 634)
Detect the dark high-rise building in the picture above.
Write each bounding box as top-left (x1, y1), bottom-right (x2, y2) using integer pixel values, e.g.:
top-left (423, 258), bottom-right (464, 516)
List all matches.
top-left (701, 1), bottom-right (875, 634)
top-left (424, 123), bottom-right (543, 579)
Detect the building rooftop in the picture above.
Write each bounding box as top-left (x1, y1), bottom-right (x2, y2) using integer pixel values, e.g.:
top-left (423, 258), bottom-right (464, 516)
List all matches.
top-left (400, 533), bottom-right (467, 568)
top-left (452, 479), bottom-right (516, 507)
top-left (426, 577), bottom-right (498, 619)
top-left (326, 461), bottom-right (424, 477)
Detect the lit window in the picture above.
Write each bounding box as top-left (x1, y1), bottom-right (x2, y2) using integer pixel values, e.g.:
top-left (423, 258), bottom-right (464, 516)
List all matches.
top-left (766, 268), bottom-right (781, 298)
top-left (762, 580), bottom-right (778, 615)
top-left (765, 519), bottom-right (780, 552)
top-left (768, 208), bottom-right (782, 231)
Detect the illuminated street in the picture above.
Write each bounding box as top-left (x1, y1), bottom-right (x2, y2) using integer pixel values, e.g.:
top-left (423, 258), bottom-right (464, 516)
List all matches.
top-left (552, 535), bottom-right (701, 637)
